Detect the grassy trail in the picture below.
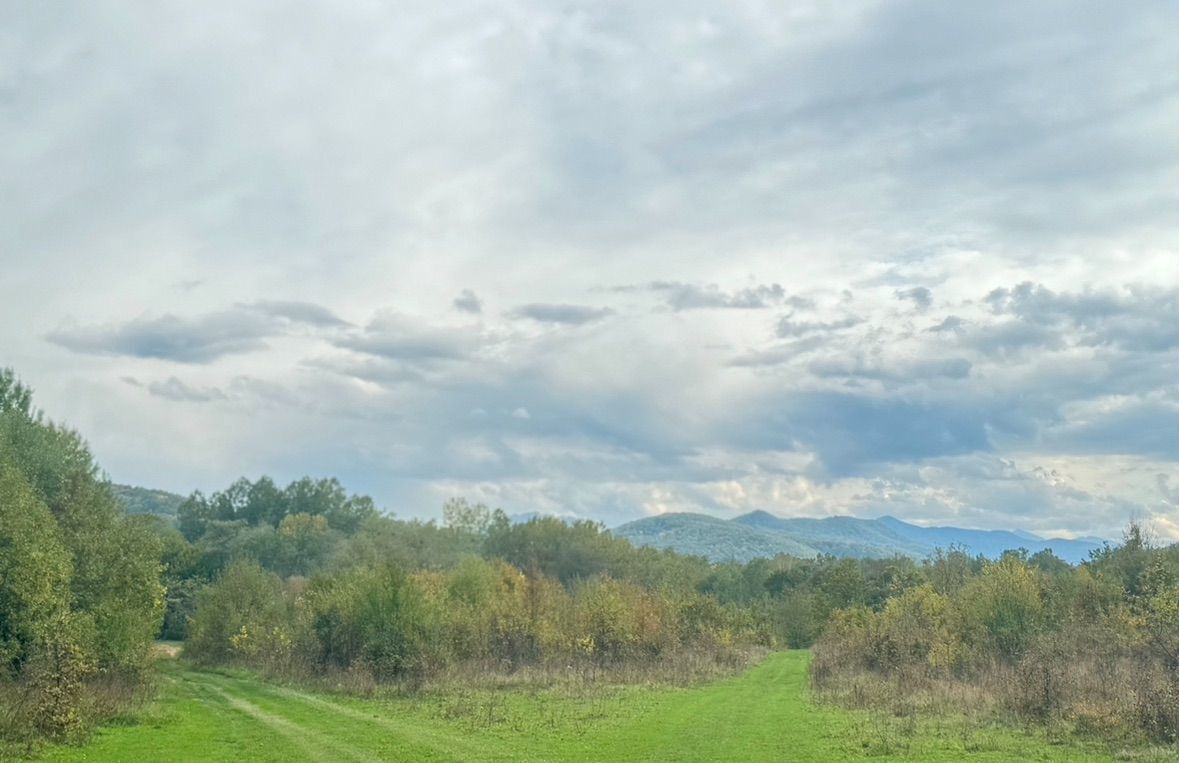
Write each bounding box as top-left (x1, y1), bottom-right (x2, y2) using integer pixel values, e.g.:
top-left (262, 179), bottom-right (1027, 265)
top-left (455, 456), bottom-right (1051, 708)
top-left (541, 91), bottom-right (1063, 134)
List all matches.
top-left (31, 652), bottom-right (1115, 762)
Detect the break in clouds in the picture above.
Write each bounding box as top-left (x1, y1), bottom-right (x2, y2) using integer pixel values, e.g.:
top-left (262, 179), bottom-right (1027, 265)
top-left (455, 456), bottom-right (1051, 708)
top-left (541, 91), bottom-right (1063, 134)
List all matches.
top-left (3, 0), bottom-right (1177, 538)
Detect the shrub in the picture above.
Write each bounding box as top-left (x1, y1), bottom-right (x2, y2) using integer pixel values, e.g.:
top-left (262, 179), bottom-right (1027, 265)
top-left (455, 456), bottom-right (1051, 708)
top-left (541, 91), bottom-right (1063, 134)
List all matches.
top-left (957, 557), bottom-right (1044, 664)
top-left (302, 563), bottom-right (436, 680)
top-left (186, 561), bottom-right (290, 667)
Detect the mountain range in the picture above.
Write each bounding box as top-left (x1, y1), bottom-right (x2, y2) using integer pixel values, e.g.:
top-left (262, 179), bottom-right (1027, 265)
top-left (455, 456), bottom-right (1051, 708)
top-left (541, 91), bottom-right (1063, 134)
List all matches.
top-left (613, 510), bottom-right (1104, 564)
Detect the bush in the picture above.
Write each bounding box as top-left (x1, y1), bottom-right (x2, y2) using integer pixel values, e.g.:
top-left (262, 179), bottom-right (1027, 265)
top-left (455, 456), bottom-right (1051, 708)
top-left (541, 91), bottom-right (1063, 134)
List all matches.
top-left (186, 561), bottom-right (290, 668)
top-left (302, 563), bottom-right (436, 680)
top-left (957, 557), bottom-right (1044, 664)
top-left (812, 529), bottom-right (1179, 750)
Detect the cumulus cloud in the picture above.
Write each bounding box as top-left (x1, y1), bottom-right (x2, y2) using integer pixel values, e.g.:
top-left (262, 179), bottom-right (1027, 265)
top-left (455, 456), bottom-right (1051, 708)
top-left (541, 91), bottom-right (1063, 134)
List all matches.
top-left (984, 282), bottom-right (1179, 352)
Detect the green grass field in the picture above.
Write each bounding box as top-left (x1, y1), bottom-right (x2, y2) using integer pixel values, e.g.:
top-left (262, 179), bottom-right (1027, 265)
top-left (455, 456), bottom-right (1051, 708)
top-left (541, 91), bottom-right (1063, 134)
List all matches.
top-left (27, 652), bottom-right (1118, 762)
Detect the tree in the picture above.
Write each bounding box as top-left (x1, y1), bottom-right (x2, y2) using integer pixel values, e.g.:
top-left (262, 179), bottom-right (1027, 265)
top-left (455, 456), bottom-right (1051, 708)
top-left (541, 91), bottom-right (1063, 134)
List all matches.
top-left (442, 497), bottom-right (493, 535)
top-left (0, 462), bottom-right (73, 672)
top-left (0, 370), bottom-right (163, 674)
top-left (0, 368), bottom-right (35, 418)
top-left (0, 368), bottom-right (164, 743)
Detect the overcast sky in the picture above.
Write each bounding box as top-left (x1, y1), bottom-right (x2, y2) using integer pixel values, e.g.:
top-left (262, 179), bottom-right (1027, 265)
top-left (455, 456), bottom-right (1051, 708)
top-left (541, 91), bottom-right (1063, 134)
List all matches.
top-left (3, 1), bottom-right (1177, 537)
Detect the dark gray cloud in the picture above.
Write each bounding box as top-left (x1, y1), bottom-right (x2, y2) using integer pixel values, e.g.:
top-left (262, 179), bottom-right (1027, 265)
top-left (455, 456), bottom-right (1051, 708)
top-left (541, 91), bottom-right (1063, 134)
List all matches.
top-left (927, 315), bottom-right (966, 334)
top-left (1042, 398), bottom-right (1179, 460)
top-left (45, 311), bottom-right (275, 363)
top-left (45, 301), bottom-right (348, 363)
top-left (895, 286), bottom-right (932, 311)
top-left (453, 289), bottom-right (482, 314)
top-left (740, 391), bottom-right (992, 477)
top-left (510, 304), bottom-right (614, 325)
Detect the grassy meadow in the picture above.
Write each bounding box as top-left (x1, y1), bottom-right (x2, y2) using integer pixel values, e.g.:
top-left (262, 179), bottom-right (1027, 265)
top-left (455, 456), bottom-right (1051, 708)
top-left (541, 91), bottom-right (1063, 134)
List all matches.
top-left (21, 651), bottom-right (1125, 763)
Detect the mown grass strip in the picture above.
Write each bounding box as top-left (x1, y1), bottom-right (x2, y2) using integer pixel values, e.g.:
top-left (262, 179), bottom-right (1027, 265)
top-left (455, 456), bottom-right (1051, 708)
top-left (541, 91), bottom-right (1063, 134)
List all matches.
top-left (31, 652), bottom-right (1118, 763)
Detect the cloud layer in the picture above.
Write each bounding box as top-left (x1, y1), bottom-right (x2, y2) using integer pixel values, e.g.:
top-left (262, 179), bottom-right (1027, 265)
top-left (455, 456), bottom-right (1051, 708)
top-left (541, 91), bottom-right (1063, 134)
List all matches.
top-left (3, 1), bottom-right (1177, 538)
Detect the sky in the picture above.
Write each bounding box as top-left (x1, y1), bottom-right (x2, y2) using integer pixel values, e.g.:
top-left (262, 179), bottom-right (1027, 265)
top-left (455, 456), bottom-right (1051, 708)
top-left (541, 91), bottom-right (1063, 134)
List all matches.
top-left (2, 1), bottom-right (1177, 538)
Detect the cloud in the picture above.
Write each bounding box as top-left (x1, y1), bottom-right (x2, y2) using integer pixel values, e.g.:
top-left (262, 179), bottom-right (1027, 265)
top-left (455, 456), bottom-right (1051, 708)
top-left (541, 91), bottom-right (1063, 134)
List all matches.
top-left (243, 300), bottom-right (351, 327)
top-left (44, 301), bottom-right (348, 363)
top-left (45, 311), bottom-right (276, 363)
top-left (895, 286), bottom-right (932, 311)
top-left (334, 314), bottom-right (483, 362)
top-left (1043, 396), bottom-right (1179, 460)
top-left (510, 304), bottom-right (614, 325)
top-left (728, 338), bottom-right (827, 368)
top-left (984, 282), bottom-right (1179, 352)
top-left (958, 319), bottom-right (1066, 358)
top-left (808, 356), bottom-right (971, 382)
top-left (147, 376), bottom-right (227, 402)
top-left (453, 289), bottom-right (482, 314)
top-left (1159, 474), bottom-right (1179, 506)
top-left (927, 315), bottom-right (966, 334)
top-left (737, 391), bottom-right (993, 477)
top-left (626, 281), bottom-right (789, 310)
top-left (776, 315), bottom-right (862, 338)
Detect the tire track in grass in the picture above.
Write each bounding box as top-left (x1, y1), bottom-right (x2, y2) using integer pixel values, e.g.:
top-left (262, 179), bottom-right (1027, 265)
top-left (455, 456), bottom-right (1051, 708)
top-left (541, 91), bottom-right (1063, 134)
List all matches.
top-left (262, 685), bottom-right (494, 761)
top-left (196, 672), bottom-right (472, 763)
top-left (206, 682), bottom-right (385, 763)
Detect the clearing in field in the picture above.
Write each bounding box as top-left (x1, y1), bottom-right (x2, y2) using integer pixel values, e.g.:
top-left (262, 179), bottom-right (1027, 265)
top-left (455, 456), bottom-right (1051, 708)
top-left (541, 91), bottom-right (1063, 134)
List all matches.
top-left (30, 652), bottom-right (1118, 763)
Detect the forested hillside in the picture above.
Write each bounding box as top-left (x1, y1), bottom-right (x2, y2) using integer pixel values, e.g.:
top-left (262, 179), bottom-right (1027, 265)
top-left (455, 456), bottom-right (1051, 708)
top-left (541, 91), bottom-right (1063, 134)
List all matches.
top-left (616, 510), bottom-right (1102, 563)
top-left (110, 484), bottom-right (185, 520)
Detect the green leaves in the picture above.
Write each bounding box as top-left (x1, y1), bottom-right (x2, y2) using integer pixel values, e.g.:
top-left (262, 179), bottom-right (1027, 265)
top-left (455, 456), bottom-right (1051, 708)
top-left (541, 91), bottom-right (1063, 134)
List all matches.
top-left (0, 462), bottom-right (73, 672)
top-left (0, 368), bottom-right (165, 744)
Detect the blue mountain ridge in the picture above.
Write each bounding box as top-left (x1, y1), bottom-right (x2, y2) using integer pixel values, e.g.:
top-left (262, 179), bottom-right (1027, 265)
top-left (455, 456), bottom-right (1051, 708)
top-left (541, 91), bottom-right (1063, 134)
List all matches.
top-left (613, 510), bottom-right (1103, 564)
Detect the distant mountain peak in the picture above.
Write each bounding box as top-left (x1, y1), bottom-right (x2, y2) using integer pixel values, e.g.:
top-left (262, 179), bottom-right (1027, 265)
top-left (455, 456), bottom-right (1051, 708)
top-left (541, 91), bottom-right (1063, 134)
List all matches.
top-left (614, 510), bottom-right (1103, 564)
